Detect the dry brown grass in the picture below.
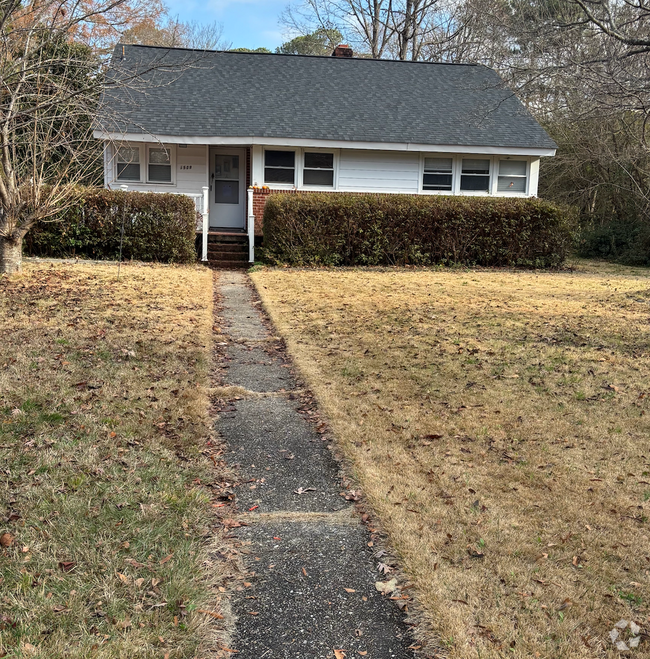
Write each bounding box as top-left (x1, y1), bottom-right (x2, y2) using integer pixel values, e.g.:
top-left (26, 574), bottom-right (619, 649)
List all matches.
top-left (0, 261), bottom-right (231, 658)
top-left (251, 261), bottom-right (650, 658)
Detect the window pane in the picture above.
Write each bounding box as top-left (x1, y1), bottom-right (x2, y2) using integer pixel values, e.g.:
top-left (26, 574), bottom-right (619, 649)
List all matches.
top-left (117, 147), bottom-right (139, 164)
top-left (462, 159), bottom-right (490, 174)
top-left (215, 180), bottom-right (239, 204)
top-left (499, 160), bottom-right (526, 176)
top-left (423, 173), bottom-right (452, 190)
top-left (304, 169), bottom-right (334, 186)
top-left (424, 157), bottom-right (452, 172)
top-left (149, 148), bottom-right (170, 165)
top-left (215, 155), bottom-right (240, 181)
top-left (265, 150), bottom-right (295, 168)
top-left (265, 167), bottom-right (295, 184)
top-left (304, 152), bottom-right (334, 169)
top-left (461, 175), bottom-right (490, 191)
top-left (149, 164), bottom-right (171, 182)
top-left (117, 163), bottom-right (140, 180)
top-left (498, 176), bottom-right (526, 192)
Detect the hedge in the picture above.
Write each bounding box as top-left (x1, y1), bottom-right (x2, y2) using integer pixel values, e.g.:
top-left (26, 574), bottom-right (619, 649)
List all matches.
top-left (262, 193), bottom-right (575, 268)
top-left (24, 189), bottom-right (197, 264)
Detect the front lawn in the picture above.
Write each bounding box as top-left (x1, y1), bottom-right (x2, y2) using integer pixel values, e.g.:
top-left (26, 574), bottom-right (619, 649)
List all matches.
top-left (251, 261), bottom-right (650, 658)
top-left (0, 262), bottom-right (229, 658)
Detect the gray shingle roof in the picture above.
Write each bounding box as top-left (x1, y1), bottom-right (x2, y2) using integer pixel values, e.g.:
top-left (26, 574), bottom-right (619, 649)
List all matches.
top-left (97, 45), bottom-right (556, 150)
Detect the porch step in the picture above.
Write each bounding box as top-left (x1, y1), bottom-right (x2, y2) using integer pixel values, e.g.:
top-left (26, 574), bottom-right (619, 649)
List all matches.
top-left (208, 243), bottom-right (248, 254)
top-left (209, 251), bottom-right (249, 262)
top-left (207, 232), bottom-right (248, 244)
top-left (207, 260), bottom-right (249, 269)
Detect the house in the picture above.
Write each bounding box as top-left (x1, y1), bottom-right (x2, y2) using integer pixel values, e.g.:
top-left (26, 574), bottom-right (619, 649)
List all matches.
top-left (94, 44), bottom-right (557, 266)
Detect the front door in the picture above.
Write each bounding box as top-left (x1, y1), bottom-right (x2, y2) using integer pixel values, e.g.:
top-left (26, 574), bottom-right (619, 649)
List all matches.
top-left (209, 148), bottom-right (246, 230)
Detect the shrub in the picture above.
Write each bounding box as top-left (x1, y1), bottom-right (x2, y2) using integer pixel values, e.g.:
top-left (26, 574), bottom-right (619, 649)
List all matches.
top-left (24, 188), bottom-right (197, 263)
top-left (262, 193), bottom-right (575, 268)
top-left (578, 219), bottom-right (650, 266)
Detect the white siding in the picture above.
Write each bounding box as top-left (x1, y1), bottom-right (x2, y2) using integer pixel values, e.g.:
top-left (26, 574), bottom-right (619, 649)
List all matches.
top-left (104, 142), bottom-right (207, 196)
top-left (338, 150), bottom-right (420, 193)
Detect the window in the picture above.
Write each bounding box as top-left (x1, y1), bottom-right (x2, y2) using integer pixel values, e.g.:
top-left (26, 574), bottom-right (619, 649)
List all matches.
top-left (303, 152), bottom-right (334, 186)
top-left (461, 158), bottom-right (490, 192)
top-left (116, 146), bottom-right (141, 181)
top-left (498, 160), bottom-right (527, 193)
top-left (148, 146), bottom-right (172, 183)
top-left (423, 157), bottom-right (453, 191)
top-left (264, 150), bottom-right (295, 184)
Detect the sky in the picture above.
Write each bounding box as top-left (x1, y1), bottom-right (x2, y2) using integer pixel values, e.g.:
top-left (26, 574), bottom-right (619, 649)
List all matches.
top-left (164, 0), bottom-right (293, 51)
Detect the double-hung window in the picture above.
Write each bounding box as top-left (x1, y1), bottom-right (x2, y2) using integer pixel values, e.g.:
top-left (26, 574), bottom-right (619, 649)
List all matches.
top-left (460, 158), bottom-right (490, 192)
top-left (116, 146), bottom-right (141, 182)
top-left (148, 146), bottom-right (172, 183)
top-left (264, 150), bottom-right (295, 184)
top-left (303, 152), bottom-right (334, 187)
top-left (423, 157), bottom-right (453, 191)
top-left (497, 160), bottom-right (527, 193)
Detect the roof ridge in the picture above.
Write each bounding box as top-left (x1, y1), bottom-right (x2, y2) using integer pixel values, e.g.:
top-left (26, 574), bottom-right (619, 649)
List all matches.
top-left (114, 43), bottom-right (480, 67)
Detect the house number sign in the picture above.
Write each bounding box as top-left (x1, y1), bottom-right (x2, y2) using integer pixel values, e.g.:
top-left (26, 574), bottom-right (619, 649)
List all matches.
top-left (179, 165), bottom-right (192, 170)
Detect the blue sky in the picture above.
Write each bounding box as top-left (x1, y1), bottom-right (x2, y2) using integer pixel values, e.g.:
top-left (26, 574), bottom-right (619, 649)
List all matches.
top-left (165, 0), bottom-right (293, 51)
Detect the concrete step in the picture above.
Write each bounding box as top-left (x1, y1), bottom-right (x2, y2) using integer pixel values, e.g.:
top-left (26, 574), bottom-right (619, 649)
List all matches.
top-left (208, 252), bottom-right (249, 263)
top-left (206, 260), bottom-right (249, 269)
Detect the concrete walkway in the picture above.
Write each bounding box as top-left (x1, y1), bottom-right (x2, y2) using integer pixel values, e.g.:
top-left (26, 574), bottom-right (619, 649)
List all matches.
top-left (216, 271), bottom-right (416, 659)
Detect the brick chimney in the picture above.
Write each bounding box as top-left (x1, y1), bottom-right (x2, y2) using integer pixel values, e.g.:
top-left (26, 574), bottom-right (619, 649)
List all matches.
top-left (331, 44), bottom-right (353, 58)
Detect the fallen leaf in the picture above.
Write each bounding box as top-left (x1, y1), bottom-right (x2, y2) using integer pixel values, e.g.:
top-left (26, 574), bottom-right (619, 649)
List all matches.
top-left (557, 598), bottom-right (573, 611)
top-left (58, 561), bottom-right (76, 572)
top-left (358, 652), bottom-right (367, 656)
top-left (344, 588), bottom-right (356, 593)
top-left (293, 487), bottom-right (316, 495)
top-left (375, 578), bottom-right (398, 595)
top-left (197, 609), bottom-right (224, 619)
top-left (302, 567), bottom-right (308, 577)
top-left (334, 651), bottom-right (346, 659)
top-left (117, 573), bottom-right (129, 584)
top-left (0, 533), bottom-right (14, 548)
top-left (159, 553), bottom-right (173, 565)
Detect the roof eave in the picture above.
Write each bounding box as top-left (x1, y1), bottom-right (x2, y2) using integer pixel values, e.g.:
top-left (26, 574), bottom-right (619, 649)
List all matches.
top-left (92, 130), bottom-right (557, 157)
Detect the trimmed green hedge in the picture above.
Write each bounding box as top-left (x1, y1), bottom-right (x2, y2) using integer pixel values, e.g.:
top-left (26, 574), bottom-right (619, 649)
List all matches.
top-left (24, 189), bottom-right (197, 263)
top-left (262, 193), bottom-right (575, 268)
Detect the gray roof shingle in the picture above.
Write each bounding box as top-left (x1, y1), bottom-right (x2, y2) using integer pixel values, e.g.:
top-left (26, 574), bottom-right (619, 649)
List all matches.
top-left (97, 45), bottom-right (556, 151)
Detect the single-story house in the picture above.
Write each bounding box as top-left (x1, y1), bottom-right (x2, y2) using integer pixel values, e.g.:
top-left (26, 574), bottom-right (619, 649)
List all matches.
top-left (94, 44), bottom-right (557, 266)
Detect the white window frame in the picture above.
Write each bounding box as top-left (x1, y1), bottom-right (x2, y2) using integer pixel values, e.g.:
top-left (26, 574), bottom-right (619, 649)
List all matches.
top-left (263, 147), bottom-right (340, 191)
top-left (263, 148), bottom-right (298, 188)
top-left (115, 143), bottom-right (144, 184)
top-left (459, 157), bottom-right (493, 196)
top-left (146, 144), bottom-right (176, 185)
top-left (495, 158), bottom-right (530, 196)
top-left (301, 149), bottom-right (338, 190)
top-left (419, 154), bottom-right (456, 195)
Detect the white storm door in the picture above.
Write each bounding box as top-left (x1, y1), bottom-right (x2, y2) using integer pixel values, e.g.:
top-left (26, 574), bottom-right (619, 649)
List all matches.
top-left (209, 148), bottom-right (246, 229)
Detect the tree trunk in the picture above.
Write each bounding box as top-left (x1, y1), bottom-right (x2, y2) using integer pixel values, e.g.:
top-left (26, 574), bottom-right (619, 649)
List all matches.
top-left (0, 235), bottom-right (23, 274)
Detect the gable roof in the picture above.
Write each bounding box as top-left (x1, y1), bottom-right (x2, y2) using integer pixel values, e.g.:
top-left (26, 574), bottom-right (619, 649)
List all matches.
top-left (97, 44), bottom-right (556, 151)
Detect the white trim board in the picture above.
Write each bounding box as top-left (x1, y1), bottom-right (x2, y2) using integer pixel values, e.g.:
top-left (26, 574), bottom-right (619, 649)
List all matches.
top-left (94, 131), bottom-right (556, 158)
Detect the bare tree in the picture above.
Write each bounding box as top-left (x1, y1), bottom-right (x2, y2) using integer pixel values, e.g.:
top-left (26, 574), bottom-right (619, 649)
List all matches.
top-left (282, 0), bottom-right (397, 58)
top-left (121, 17), bottom-right (231, 50)
top-left (0, 0), bottom-right (197, 274)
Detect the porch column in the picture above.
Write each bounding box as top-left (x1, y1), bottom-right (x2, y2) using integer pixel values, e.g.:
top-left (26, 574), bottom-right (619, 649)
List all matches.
top-left (247, 187), bottom-right (255, 263)
top-left (201, 186), bottom-right (209, 262)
